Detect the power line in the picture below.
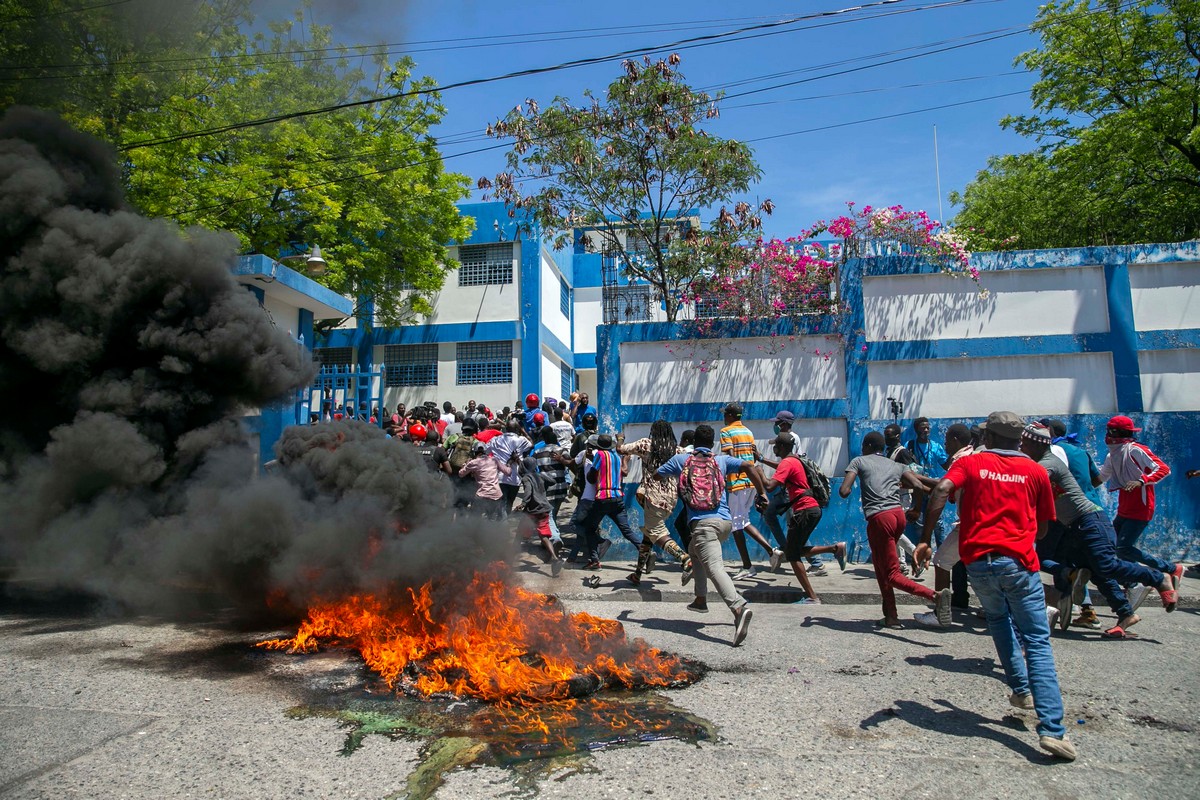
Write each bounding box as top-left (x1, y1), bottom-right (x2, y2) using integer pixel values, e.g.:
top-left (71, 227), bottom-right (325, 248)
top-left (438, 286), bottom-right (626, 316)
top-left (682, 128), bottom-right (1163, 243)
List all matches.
top-left (118, 0), bottom-right (980, 152)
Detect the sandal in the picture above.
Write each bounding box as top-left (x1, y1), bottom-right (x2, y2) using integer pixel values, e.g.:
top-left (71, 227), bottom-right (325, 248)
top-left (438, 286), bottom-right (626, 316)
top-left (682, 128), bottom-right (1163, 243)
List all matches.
top-left (1101, 625), bottom-right (1138, 639)
top-left (1160, 588), bottom-right (1178, 613)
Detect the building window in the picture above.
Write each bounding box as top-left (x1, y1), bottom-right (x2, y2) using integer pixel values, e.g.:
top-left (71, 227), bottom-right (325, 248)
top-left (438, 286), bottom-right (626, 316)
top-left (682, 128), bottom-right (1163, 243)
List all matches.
top-left (456, 341), bottom-right (513, 385)
top-left (603, 285), bottom-right (652, 324)
top-left (457, 243), bottom-right (514, 286)
top-left (313, 346), bottom-right (354, 367)
top-left (559, 275), bottom-right (570, 318)
top-left (383, 344), bottom-right (438, 387)
top-left (560, 362), bottom-right (573, 399)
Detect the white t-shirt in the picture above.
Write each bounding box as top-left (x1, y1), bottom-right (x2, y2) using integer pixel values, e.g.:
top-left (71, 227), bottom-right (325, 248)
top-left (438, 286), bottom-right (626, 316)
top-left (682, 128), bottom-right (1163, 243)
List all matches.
top-left (575, 450), bottom-right (598, 501)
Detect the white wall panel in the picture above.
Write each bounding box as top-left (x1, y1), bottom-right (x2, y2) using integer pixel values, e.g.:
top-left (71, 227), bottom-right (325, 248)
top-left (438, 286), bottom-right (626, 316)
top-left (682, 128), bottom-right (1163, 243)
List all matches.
top-left (262, 294), bottom-right (300, 338)
top-left (868, 352), bottom-right (1116, 419)
top-left (540, 254), bottom-right (572, 346)
top-left (1139, 349), bottom-right (1200, 412)
top-left (426, 244), bottom-right (520, 325)
top-left (1129, 262), bottom-right (1200, 332)
top-left (540, 352), bottom-right (559, 402)
top-left (380, 341), bottom-right (518, 415)
top-left (862, 266), bottom-right (1108, 342)
top-left (573, 287), bottom-right (603, 355)
top-left (622, 417), bottom-right (849, 475)
top-left (619, 336), bottom-right (845, 406)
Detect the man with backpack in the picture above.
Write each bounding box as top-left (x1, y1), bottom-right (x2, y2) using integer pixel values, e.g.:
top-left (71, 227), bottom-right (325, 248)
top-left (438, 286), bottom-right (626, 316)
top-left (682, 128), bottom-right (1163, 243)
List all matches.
top-left (656, 424), bottom-right (769, 647)
top-left (442, 418), bottom-right (481, 513)
top-left (760, 435), bottom-right (846, 604)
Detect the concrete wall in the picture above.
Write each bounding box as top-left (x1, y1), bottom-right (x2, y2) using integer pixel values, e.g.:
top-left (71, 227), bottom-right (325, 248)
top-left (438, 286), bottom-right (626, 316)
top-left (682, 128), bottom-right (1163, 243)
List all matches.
top-left (595, 243), bottom-right (1200, 562)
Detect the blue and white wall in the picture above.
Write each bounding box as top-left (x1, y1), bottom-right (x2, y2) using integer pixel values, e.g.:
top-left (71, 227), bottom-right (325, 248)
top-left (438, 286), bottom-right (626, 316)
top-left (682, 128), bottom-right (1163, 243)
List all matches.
top-left (233, 255), bottom-right (354, 466)
top-left (597, 243), bottom-right (1200, 562)
top-left (322, 202), bottom-right (577, 414)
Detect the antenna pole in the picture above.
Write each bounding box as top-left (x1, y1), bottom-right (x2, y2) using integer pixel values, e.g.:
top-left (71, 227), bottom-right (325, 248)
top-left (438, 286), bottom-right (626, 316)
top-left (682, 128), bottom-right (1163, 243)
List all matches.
top-left (934, 125), bottom-right (944, 223)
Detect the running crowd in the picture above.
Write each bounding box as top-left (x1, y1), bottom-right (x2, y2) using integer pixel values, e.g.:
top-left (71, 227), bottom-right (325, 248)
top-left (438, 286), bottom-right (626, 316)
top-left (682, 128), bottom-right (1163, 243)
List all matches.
top-left (323, 395), bottom-right (1196, 763)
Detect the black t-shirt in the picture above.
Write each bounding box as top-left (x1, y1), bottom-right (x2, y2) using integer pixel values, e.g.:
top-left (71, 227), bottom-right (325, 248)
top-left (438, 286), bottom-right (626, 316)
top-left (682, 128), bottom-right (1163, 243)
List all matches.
top-left (886, 444), bottom-right (916, 466)
top-left (432, 446), bottom-right (449, 472)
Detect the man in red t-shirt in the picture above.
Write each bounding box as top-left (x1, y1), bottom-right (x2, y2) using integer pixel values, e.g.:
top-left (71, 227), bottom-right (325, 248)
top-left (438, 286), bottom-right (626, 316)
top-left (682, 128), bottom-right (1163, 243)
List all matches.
top-left (921, 411), bottom-right (1075, 762)
top-left (761, 435), bottom-right (847, 604)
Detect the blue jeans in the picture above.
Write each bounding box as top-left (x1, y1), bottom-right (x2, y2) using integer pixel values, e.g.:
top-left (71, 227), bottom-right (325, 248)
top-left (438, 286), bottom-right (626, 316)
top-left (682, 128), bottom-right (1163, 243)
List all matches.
top-left (967, 555), bottom-right (1067, 739)
top-left (1066, 511), bottom-right (1165, 618)
top-left (763, 487), bottom-right (789, 549)
top-left (586, 498), bottom-right (643, 558)
top-left (1113, 516), bottom-right (1174, 574)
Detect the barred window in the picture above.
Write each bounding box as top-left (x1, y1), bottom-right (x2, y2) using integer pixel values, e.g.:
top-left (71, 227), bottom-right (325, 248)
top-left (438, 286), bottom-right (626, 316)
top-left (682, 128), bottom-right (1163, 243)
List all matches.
top-left (456, 341), bottom-right (513, 385)
top-left (560, 362), bottom-right (573, 399)
top-left (559, 275), bottom-right (570, 318)
top-left (383, 344), bottom-right (438, 387)
top-left (313, 346), bottom-right (354, 367)
top-left (457, 243), bottom-right (514, 286)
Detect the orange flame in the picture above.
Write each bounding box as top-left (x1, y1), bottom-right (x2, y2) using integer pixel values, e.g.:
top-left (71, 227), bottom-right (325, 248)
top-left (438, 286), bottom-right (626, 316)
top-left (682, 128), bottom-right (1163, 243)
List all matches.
top-left (259, 563), bottom-right (696, 706)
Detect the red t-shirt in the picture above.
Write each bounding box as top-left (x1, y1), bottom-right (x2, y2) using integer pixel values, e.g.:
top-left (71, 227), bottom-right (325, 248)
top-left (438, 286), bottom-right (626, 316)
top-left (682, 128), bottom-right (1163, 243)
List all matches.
top-left (474, 428), bottom-right (501, 444)
top-left (773, 456), bottom-right (819, 512)
top-left (943, 451), bottom-right (1055, 572)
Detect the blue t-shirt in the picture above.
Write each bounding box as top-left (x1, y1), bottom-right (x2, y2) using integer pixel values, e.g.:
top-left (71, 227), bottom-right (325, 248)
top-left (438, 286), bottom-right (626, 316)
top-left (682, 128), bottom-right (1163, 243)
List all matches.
top-left (573, 404), bottom-right (597, 432)
top-left (656, 447), bottom-right (750, 523)
top-left (907, 437), bottom-right (948, 478)
top-left (1058, 439), bottom-right (1104, 507)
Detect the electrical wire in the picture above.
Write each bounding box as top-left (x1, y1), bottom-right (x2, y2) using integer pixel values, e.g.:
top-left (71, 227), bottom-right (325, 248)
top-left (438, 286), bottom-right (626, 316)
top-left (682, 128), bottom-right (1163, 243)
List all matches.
top-left (118, 0), bottom-right (982, 151)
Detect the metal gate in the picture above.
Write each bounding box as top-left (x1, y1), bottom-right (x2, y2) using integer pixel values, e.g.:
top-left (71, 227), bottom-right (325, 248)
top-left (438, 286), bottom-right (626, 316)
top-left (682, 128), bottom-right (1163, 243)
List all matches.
top-left (303, 365), bottom-right (384, 424)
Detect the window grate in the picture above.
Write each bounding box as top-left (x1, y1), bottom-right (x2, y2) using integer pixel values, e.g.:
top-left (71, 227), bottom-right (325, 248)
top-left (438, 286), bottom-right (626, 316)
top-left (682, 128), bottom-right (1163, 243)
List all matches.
top-left (559, 275), bottom-right (570, 318)
top-left (456, 341), bottom-right (513, 385)
top-left (457, 243), bottom-right (514, 286)
top-left (313, 346), bottom-right (354, 366)
top-left (383, 344), bottom-right (438, 387)
top-left (560, 362), bottom-right (573, 399)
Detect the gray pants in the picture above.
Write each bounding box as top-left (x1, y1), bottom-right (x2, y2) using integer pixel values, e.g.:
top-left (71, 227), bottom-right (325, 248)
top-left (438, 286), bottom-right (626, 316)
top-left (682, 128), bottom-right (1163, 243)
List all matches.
top-left (689, 516), bottom-right (747, 613)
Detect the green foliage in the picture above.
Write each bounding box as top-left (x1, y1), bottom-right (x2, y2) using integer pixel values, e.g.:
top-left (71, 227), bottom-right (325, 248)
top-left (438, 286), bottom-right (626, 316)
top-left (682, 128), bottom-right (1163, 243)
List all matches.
top-left (952, 0), bottom-right (1200, 248)
top-left (0, 0), bottom-right (473, 326)
top-left (481, 55), bottom-right (770, 321)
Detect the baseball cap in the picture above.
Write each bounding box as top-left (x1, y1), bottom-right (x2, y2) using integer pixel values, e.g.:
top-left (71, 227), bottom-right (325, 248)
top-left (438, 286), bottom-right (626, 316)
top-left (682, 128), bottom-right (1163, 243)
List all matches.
top-left (1107, 415), bottom-right (1141, 432)
top-left (773, 410), bottom-right (795, 424)
top-left (979, 411), bottom-right (1024, 440)
top-left (1021, 423), bottom-right (1052, 446)
top-left (722, 402), bottom-right (744, 418)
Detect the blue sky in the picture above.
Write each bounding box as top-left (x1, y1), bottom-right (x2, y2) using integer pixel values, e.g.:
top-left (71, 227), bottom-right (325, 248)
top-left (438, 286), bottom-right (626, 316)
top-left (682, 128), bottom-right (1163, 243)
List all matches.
top-left (254, 0), bottom-right (1047, 239)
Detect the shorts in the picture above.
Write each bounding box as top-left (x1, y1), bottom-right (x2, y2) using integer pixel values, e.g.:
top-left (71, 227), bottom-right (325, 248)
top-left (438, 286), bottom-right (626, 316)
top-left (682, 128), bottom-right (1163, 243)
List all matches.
top-left (932, 523), bottom-right (960, 569)
top-left (519, 512), bottom-right (552, 539)
top-left (785, 506), bottom-right (823, 562)
top-left (728, 489), bottom-right (756, 531)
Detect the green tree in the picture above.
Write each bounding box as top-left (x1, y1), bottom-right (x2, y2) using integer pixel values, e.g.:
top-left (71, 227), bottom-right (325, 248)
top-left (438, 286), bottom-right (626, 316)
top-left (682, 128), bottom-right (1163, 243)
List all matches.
top-left (480, 55), bottom-right (770, 322)
top-left (951, 0), bottom-right (1200, 248)
top-left (0, 0), bottom-right (473, 326)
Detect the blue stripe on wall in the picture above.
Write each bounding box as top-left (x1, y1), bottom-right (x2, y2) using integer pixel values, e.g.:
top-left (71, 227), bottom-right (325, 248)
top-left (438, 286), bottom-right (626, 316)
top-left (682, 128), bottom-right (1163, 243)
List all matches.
top-left (1104, 260), bottom-right (1144, 411)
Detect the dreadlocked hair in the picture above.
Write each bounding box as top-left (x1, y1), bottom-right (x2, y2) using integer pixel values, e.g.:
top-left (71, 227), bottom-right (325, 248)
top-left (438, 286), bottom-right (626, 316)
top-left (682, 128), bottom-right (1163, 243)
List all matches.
top-left (647, 419), bottom-right (678, 472)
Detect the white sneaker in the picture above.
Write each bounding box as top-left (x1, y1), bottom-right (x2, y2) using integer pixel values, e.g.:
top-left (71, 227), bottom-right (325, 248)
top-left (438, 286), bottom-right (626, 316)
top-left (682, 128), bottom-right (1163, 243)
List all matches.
top-left (912, 611), bottom-right (944, 629)
top-left (744, 566), bottom-right (759, 579)
top-left (1045, 605), bottom-right (1061, 631)
top-left (731, 568), bottom-right (752, 580)
top-left (1127, 584), bottom-right (1151, 612)
top-left (769, 549), bottom-right (785, 573)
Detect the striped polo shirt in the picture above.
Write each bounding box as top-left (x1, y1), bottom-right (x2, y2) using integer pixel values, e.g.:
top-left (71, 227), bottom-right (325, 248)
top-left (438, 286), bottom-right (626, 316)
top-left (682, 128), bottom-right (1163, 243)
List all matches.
top-left (720, 422), bottom-right (756, 493)
top-left (590, 449), bottom-right (624, 500)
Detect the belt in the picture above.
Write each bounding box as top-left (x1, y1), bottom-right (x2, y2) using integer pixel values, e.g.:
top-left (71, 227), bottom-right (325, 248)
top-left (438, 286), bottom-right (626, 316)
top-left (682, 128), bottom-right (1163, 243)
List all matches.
top-left (978, 551), bottom-right (1015, 563)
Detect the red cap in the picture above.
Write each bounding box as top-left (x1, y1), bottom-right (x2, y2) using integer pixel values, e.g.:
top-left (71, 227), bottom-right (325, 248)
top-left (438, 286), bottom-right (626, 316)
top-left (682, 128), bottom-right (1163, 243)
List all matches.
top-left (1106, 415), bottom-right (1141, 432)
top-left (407, 423), bottom-right (427, 439)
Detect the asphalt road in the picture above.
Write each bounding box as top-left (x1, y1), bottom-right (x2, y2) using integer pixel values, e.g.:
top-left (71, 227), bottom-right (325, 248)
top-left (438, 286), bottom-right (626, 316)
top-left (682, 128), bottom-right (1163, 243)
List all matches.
top-left (1, 588), bottom-right (1197, 800)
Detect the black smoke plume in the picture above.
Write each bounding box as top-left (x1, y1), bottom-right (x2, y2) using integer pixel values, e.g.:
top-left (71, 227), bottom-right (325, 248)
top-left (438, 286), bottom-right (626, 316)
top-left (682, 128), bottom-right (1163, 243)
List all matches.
top-left (0, 109), bottom-right (505, 616)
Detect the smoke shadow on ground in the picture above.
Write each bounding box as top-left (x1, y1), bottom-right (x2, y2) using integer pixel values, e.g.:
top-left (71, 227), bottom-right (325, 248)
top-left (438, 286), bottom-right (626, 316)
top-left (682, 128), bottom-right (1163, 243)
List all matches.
top-left (859, 698), bottom-right (1045, 762)
top-left (614, 610), bottom-right (733, 648)
top-left (795, 615), bottom-right (944, 648)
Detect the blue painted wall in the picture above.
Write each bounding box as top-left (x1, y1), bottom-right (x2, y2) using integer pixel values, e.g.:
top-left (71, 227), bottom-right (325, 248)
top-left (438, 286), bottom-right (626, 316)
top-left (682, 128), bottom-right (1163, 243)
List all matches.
top-left (594, 243), bottom-right (1200, 563)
